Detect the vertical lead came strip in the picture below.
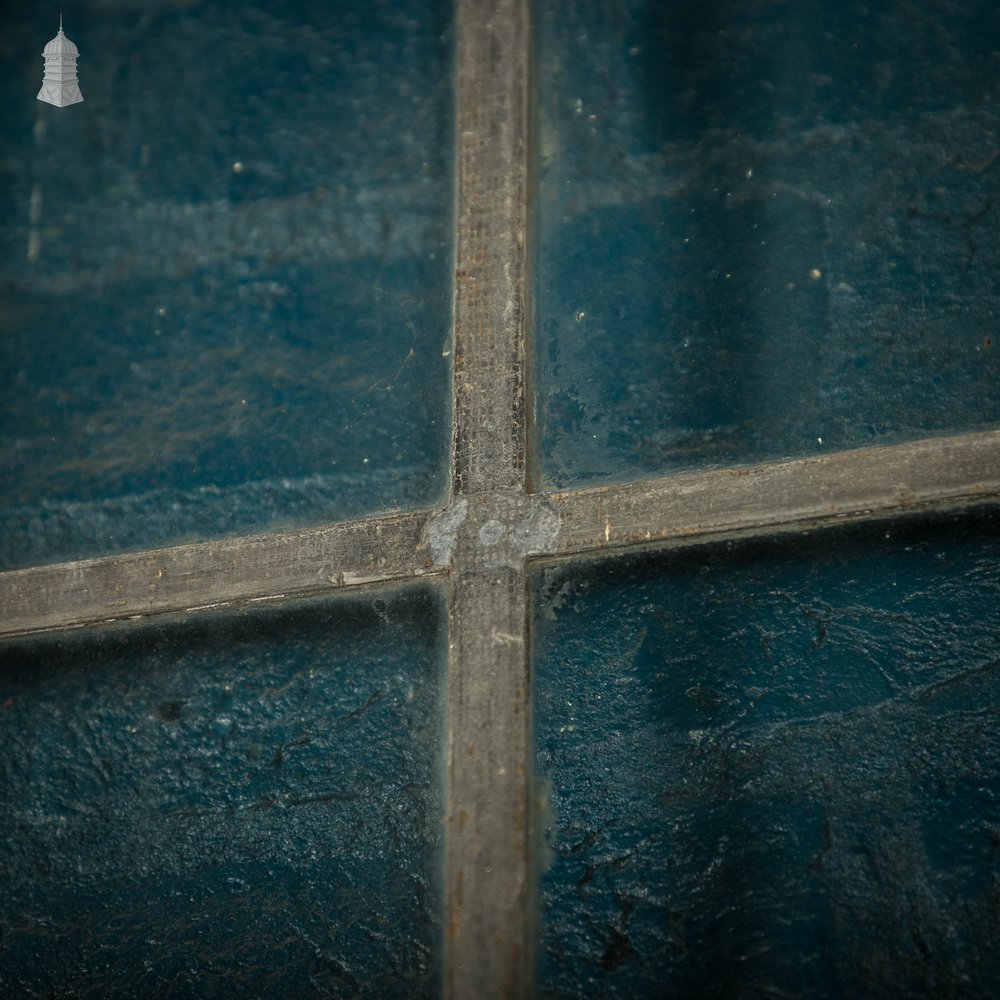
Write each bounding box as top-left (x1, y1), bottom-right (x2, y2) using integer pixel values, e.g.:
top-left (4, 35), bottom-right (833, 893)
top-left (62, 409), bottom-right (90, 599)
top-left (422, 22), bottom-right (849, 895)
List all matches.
top-left (446, 0), bottom-right (534, 997)
top-left (447, 561), bottom-right (532, 999)
top-left (451, 0), bottom-right (529, 496)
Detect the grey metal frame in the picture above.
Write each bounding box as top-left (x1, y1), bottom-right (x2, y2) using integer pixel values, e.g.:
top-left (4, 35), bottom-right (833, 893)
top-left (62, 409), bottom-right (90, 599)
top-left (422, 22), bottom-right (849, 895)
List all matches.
top-left (2, 1), bottom-right (1000, 997)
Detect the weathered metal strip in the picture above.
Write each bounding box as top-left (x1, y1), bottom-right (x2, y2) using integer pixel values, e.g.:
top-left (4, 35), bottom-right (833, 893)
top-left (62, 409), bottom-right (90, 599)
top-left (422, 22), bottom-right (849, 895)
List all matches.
top-left (451, 0), bottom-right (530, 496)
top-left (0, 510), bottom-right (436, 637)
top-left (545, 430), bottom-right (1000, 556)
top-left (445, 0), bottom-right (534, 996)
top-left (445, 563), bottom-right (533, 1000)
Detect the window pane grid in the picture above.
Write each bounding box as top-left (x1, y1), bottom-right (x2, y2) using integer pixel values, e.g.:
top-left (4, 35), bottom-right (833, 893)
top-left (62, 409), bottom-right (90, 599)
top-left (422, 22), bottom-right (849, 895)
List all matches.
top-left (2, 2), bottom-right (1000, 998)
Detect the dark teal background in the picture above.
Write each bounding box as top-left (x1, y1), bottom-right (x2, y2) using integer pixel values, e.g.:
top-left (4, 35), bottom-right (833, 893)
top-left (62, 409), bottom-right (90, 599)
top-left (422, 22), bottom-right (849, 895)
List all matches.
top-left (0, 584), bottom-right (445, 997)
top-left (0, 1), bottom-right (453, 569)
top-left (533, 509), bottom-right (1000, 997)
top-left (533, 0), bottom-right (1000, 488)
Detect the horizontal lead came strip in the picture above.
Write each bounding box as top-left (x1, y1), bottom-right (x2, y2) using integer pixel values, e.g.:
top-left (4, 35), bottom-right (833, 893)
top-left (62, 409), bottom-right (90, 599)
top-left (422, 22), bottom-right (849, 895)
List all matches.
top-left (5, 431), bottom-right (997, 639)
top-left (0, 510), bottom-right (438, 638)
top-left (546, 430), bottom-right (1000, 556)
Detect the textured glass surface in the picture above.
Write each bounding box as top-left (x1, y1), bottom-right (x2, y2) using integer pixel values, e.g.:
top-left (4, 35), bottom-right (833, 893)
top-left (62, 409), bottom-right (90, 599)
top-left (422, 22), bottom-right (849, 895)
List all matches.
top-left (0, 585), bottom-right (444, 997)
top-left (0, 1), bottom-right (452, 569)
top-left (533, 0), bottom-right (1000, 488)
top-left (533, 510), bottom-right (1000, 997)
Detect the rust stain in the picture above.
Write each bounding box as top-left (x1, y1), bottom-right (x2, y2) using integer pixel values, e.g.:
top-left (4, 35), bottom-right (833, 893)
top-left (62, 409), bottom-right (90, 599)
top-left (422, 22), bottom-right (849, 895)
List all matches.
top-left (458, 809), bottom-right (469, 831)
top-left (447, 868), bottom-right (464, 942)
top-left (502, 942), bottom-right (522, 996)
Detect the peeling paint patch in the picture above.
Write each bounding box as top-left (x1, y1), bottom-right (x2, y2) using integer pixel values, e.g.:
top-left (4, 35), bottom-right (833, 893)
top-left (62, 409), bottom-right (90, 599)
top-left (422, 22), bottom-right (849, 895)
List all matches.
top-left (511, 501), bottom-right (561, 557)
top-left (479, 519), bottom-right (505, 546)
top-left (426, 497), bottom-right (468, 565)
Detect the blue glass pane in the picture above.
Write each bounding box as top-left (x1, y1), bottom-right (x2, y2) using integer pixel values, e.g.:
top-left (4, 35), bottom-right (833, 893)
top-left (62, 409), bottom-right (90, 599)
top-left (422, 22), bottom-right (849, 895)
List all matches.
top-left (533, 510), bottom-right (1000, 996)
top-left (0, 585), bottom-right (444, 996)
top-left (0, 1), bottom-right (452, 569)
top-left (533, 0), bottom-right (1000, 488)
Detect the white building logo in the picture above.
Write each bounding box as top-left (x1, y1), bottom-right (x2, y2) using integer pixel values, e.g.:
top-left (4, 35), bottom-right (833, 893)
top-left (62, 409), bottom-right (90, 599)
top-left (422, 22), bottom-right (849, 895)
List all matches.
top-left (37, 16), bottom-right (84, 108)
